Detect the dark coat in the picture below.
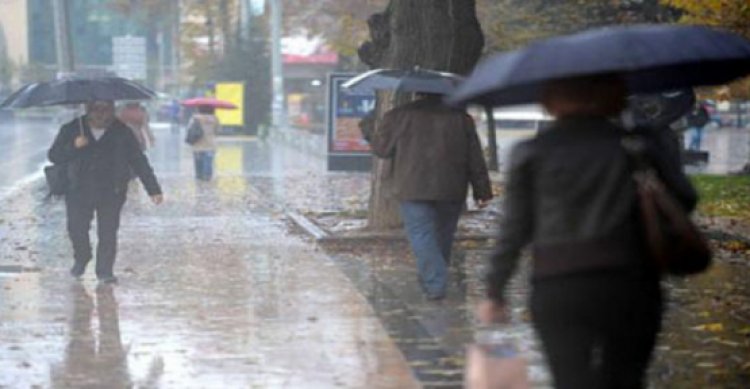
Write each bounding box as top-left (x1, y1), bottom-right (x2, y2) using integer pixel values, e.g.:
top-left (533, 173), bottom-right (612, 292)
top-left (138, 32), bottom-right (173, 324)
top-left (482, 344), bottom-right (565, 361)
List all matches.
top-left (486, 116), bottom-right (697, 302)
top-left (48, 116), bottom-right (162, 197)
top-left (370, 98), bottom-right (492, 202)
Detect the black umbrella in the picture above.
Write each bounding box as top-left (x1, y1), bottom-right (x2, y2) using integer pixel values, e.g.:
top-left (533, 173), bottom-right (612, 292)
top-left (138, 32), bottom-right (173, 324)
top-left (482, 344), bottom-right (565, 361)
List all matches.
top-left (342, 68), bottom-right (464, 95)
top-left (0, 76), bottom-right (155, 109)
top-left (447, 25), bottom-right (750, 107)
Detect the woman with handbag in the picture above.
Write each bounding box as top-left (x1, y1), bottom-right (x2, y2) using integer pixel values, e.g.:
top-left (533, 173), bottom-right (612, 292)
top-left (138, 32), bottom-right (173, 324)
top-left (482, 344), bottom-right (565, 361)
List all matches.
top-left (186, 106), bottom-right (220, 181)
top-left (477, 75), bottom-right (700, 388)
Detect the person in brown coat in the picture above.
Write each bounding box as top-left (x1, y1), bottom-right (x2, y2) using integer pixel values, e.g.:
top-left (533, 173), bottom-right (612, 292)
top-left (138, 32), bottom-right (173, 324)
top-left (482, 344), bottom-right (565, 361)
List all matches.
top-left (369, 93), bottom-right (493, 300)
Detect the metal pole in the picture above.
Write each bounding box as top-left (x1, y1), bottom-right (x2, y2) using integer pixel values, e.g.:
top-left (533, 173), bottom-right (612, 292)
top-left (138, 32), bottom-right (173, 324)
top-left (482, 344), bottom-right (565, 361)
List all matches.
top-left (270, 0), bottom-right (285, 129)
top-left (172, 0), bottom-right (181, 96)
top-left (485, 106), bottom-right (499, 171)
top-left (52, 0), bottom-right (74, 76)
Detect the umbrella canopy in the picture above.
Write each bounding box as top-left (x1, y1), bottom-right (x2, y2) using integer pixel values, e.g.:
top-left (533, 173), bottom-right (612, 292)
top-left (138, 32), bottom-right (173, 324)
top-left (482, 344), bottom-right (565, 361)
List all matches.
top-left (181, 97), bottom-right (237, 110)
top-left (447, 25), bottom-right (750, 107)
top-left (342, 68), bottom-right (464, 95)
top-left (0, 77), bottom-right (155, 109)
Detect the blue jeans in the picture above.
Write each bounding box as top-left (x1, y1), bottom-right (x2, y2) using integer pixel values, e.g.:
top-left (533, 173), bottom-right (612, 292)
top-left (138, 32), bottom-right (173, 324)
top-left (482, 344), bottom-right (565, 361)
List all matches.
top-left (400, 200), bottom-right (464, 297)
top-left (688, 126), bottom-right (704, 151)
top-left (193, 151), bottom-right (215, 180)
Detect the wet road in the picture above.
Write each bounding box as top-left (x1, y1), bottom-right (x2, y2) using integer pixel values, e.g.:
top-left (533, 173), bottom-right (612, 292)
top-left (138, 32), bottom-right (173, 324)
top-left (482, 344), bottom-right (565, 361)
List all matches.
top-left (0, 118), bottom-right (59, 200)
top-left (0, 120), bottom-right (418, 388)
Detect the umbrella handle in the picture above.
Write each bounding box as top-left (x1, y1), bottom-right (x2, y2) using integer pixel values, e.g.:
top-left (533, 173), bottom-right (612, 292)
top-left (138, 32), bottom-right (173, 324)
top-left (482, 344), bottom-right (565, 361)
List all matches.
top-left (78, 116), bottom-right (84, 137)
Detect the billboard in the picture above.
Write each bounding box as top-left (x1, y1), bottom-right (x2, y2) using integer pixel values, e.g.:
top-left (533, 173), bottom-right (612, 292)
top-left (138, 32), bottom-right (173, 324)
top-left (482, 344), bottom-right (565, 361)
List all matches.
top-left (327, 73), bottom-right (376, 155)
top-left (215, 82), bottom-right (245, 127)
top-left (112, 36), bottom-right (147, 81)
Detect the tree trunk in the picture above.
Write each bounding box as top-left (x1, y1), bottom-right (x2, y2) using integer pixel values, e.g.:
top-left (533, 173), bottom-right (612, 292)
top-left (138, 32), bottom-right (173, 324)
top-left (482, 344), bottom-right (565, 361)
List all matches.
top-left (359, 0), bottom-right (484, 229)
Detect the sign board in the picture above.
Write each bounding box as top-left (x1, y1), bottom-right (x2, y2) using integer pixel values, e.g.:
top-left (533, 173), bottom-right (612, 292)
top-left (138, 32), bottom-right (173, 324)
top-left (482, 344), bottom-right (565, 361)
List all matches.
top-left (215, 82), bottom-right (245, 127)
top-left (326, 73), bottom-right (376, 171)
top-left (112, 36), bottom-right (147, 81)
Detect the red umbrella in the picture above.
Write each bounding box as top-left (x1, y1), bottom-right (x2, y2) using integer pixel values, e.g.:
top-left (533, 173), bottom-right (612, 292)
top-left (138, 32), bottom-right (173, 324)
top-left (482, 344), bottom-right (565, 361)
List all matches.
top-left (181, 97), bottom-right (237, 110)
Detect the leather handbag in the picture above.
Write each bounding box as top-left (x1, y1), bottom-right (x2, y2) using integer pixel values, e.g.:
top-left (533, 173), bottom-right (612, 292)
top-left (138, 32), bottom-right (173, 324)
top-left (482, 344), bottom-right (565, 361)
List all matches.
top-left (185, 118), bottom-right (204, 145)
top-left (622, 135), bottom-right (712, 276)
top-left (44, 164), bottom-right (67, 196)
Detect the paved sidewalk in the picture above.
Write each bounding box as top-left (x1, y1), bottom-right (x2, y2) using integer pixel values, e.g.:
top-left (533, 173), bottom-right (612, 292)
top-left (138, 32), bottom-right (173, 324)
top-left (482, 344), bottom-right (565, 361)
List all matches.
top-left (0, 127), bottom-right (419, 388)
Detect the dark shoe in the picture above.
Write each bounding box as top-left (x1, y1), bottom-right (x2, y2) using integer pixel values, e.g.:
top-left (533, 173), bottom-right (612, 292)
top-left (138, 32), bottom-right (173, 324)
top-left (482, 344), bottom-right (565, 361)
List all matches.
top-left (97, 275), bottom-right (118, 285)
top-left (70, 262), bottom-right (88, 279)
top-left (425, 292), bottom-right (446, 301)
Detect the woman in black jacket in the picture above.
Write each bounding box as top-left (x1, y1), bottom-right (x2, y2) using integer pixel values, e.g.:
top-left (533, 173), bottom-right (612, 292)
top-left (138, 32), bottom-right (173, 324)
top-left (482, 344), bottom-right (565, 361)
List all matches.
top-left (478, 76), bottom-right (697, 388)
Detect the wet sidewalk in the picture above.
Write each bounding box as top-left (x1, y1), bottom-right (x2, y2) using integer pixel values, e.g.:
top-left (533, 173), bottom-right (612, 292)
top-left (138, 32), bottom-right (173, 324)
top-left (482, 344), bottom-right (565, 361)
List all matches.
top-left (0, 125), bottom-right (419, 388)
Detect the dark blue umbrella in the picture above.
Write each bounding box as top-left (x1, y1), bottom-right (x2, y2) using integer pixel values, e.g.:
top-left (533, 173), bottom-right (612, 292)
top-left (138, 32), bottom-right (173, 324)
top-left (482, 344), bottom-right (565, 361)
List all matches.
top-left (342, 68), bottom-right (464, 95)
top-left (0, 76), bottom-right (155, 109)
top-left (447, 25), bottom-right (750, 107)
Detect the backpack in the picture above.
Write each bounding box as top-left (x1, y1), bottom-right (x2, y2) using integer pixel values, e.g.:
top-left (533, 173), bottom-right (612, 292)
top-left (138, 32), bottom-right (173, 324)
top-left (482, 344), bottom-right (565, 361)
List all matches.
top-left (185, 118), bottom-right (204, 145)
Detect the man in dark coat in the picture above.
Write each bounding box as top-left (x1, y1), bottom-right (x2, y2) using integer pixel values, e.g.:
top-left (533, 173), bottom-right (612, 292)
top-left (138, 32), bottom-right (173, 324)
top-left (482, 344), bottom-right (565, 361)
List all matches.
top-left (368, 94), bottom-right (493, 300)
top-left (48, 100), bottom-right (163, 283)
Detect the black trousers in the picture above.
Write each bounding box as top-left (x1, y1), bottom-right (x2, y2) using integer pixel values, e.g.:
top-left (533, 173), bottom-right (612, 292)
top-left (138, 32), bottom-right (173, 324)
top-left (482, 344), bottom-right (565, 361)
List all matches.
top-left (530, 269), bottom-right (663, 389)
top-left (65, 192), bottom-right (126, 278)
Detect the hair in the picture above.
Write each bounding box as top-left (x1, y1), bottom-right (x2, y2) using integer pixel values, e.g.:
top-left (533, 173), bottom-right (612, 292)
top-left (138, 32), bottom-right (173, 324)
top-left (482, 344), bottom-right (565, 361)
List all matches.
top-left (198, 106), bottom-right (215, 115)
top-left (541, 74), bottom-right (627, 118)
top-left (86, 100), bottom-right (115, 112)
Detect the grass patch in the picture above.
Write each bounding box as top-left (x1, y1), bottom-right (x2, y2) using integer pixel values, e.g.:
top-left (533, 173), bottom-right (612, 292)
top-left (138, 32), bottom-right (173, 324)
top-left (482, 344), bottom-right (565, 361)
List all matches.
top-left (692, 175), bottom-right (750, 220)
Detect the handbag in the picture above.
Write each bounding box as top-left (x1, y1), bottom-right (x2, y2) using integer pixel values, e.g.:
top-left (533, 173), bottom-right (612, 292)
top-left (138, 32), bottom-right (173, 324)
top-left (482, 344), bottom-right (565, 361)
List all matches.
top-left (44, 164), bottom-right (67, 196)
top-left (622, 135), bottom-right (712, 276)
top-left (185, 118), bottom-right (204, 145)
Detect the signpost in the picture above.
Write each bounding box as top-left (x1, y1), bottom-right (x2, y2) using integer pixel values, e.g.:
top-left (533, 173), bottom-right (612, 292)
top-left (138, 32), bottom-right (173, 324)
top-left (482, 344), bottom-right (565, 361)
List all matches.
top-left (112, 36), bottom-right (147, 81)
top-left (326, 73), bottom-right (376, 171)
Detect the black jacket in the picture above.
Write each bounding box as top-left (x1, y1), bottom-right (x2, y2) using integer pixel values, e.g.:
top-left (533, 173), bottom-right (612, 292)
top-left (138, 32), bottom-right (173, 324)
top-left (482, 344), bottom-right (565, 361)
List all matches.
top-left (487, 116), bottom-right (697, 302)
top-left (48, 116), bottom-right (162, 197)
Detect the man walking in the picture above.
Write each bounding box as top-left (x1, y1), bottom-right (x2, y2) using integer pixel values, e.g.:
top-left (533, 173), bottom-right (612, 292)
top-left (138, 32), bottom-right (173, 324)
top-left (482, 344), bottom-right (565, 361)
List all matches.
top-left (368, 94), bottom-right (493, 300)
top-left (49, 100), bottom-right (163, 283)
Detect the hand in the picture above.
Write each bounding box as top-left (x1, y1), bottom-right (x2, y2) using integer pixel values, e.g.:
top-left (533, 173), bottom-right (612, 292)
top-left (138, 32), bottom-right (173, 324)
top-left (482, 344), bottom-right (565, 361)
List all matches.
top-left (150, 194), bottom-right (164, 205)
top-left (476, 198), bottom-right (492, 209)
top-left (74, 136), bottom-right (89, 149)
top-left (476, 299), bottom-right (509, 324)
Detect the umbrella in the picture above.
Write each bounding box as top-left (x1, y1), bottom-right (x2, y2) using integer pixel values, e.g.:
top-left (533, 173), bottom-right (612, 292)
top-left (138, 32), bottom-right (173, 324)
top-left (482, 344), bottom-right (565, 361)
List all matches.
top-left (0, 76), bottom-right (155, 109)
top-left (342, 68), bottom-right (464, 95)
top-left (181, 97), bottom-right (237, 110)
top-left (447, 25), bottom-right (750, 107)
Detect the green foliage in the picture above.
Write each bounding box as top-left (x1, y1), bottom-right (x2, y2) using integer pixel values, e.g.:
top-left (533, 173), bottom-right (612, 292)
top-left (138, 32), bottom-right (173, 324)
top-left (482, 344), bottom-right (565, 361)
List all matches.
top-left (477, 0), bottom-right (675, 52)
top-left (661, 0), bottom-right (750, 100)
top-left (692, 175), bottom-right (750, 220)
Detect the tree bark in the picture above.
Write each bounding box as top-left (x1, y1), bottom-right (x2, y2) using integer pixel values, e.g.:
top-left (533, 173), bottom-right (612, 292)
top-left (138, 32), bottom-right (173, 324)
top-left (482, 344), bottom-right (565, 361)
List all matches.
top-left (359, 0), bottom-right (484, 229)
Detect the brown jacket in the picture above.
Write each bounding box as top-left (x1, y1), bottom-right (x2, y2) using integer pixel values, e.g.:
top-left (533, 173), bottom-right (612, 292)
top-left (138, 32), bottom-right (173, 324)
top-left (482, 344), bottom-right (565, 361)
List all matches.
top-left (371, 98), bottom-right (492, 202)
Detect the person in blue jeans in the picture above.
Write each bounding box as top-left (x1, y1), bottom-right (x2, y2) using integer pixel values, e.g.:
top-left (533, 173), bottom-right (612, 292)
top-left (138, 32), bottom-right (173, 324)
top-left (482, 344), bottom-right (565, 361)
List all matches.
top-left (367, 94), bottom-right (493, 300)
top-left (187, 106), bottom-right (220, 180)
top-left (686, 103), bottom-right (709, 151)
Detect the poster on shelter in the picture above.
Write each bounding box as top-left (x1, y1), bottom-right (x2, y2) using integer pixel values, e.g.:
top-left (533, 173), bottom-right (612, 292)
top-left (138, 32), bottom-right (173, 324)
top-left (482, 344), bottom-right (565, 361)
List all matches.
top-left (327, 74), bottom-right (375, 154)
top-left (215, 82), bottom-right (245, 127)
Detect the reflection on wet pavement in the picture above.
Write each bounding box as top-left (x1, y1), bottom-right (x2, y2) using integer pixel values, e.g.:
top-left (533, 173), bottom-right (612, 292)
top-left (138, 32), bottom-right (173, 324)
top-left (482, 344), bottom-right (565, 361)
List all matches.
top-left (0, 125), bottom-right (419, 388)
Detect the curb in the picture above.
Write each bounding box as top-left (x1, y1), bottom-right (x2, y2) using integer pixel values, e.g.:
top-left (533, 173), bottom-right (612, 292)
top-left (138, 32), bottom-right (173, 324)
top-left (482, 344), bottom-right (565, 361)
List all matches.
top-left (287, 211), bottom-right (496, 243)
